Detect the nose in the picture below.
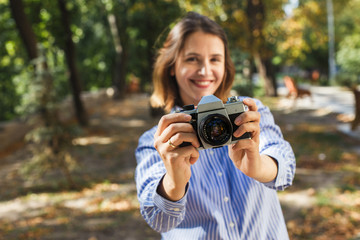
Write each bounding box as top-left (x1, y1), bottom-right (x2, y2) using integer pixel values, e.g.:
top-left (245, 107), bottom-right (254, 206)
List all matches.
top-left (198, 61), bottom-right (211, 76)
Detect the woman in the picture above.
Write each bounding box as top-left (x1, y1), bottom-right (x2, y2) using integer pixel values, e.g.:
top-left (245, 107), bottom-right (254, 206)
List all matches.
top-left (135, 12), bottom-right (295, 240)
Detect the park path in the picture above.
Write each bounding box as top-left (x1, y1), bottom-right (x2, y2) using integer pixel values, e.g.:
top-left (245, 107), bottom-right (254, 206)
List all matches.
top-left (0, 87), bottom-right (359, 239)
top-left (277, 85), bottom-right (360, 141)
top-left (278, 85), bottom-right (354, 115)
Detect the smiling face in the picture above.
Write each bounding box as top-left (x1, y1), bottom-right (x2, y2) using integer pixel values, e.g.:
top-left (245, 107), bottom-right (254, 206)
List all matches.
top-left (172, 31), bottom-right (225, 106)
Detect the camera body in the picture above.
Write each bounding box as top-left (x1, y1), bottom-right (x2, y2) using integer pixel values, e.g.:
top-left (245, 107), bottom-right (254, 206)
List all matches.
top-left (178, 95), bottom-right (251, 150)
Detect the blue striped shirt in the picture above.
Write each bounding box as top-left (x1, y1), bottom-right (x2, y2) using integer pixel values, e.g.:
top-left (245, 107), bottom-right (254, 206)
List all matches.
top-left (135, 98), bottom-right (296, 239)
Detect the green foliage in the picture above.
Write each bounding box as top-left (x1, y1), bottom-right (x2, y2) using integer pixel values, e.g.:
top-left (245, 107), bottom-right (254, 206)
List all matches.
top-left (275, 0), bottom-right (360, 78)
top-left (127, 0), bottom-right (182, 88)
top-left (0, 2), bottom-right (25, 120)
top-left (276, 0), bottom-right (330, 71)
top-left (335, 72), bottom-right (359, 89)
top-left (21, 46), bottom-right (81, 188)
top-left (2, 0), bottom-right (360, 121)
top-left (72, 0), bottom-right (114, 90)
top-left (336, 34), bottom-right (360, 88)
top-left (0, 68), bottom-right (20, 120)
top-left (337, 35), bottom-right (360, 72)
top-left (232, 82), bottom-right (254, 97)
top-left (336, 0), bottom-right (360, 39)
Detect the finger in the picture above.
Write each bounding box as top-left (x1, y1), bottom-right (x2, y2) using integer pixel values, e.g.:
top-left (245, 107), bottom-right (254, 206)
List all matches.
top-left (175, 146), bottom-right (199, 165)
top-left (243, 98), bottom-right (258, 112)
top-left (234, 111), bottom-right (261, 126)
top-left (160, 122), bottom-right (196, 143)
top-left (155, 113), bottom-right (191, 137)
top-left (155, 122), bottom-right (194, 151)
top-left (169, 132), bottom-right (200, 148)
top-left (165, 144), bottom-right (199, 161)
top-left (167, 139), bottom-right (178, 149)
top-left (233, 122), bottom-right (260, 138)
top-left (231, 138), bottom-right (257, 151)
top-left (189, 151), bottom-right (200, 165)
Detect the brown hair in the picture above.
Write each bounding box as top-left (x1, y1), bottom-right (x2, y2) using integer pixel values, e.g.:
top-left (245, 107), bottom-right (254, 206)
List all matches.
top-left (150, 12), bottom-right (235, 112)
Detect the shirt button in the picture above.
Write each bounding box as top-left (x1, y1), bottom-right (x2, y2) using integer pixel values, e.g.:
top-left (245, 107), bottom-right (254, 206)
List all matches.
top-left (229, 222), bottom-right (235, 228)
top-left (217, 172), bottom-right (223, 177)
top-left (223, 196), bottom-right (229, 202)
top-left (210, 150), bottom-right (214, 155)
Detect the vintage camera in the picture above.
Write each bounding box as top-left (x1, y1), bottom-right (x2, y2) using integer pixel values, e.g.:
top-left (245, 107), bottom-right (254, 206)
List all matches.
top-left (178, 95), bottom-right (251, 150)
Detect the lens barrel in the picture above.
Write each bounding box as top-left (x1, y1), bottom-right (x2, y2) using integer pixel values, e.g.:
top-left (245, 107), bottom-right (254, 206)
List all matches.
top-left (199, 114), bottom-right (232, 146)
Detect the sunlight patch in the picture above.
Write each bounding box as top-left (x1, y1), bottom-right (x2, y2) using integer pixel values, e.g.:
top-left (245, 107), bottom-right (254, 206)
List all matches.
top-left (72, 136), bottom-right (115, 145)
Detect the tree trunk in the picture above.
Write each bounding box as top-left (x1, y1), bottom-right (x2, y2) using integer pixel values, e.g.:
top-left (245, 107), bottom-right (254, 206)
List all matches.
top-left (9, 0), bottom-right (38, 60)
top-left (107, 13), bottom-right (126, 99)
top-left (246, 0), bottom-right (277, 96)
top-left (253, 53), bottom-right (277, 96)
top-left (9, 0), bottom-right (53, 121)
top-left (351, 88), bottom-right (360, 131)
top-left (58, 0), bottom-right (88, 126)
top-left (10, 0), bottom-right (77, 188)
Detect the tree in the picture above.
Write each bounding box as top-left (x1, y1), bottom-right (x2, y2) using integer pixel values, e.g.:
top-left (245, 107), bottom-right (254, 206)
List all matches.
top-left (1, 1), bottom-right (25, 120)
top-left (222, 0), bottom-right (287, 96)
top-left (336, 34), bottom-right (360, 130)
top-left (337, 34), bottom-right (360, 81)
top-left (102, 0), bottom-right (132, 99)
top-left (9, 0), bottom-right (38, 61)
top-left (246, 0), bottom-right (277, 96)
top-left (10, 0), bottom-right (88, 126)
top-left (277, 0), bottom-right (353, 80)
top-left (129, 0), bottom-right (182, 91)
top-left (58, 0), bottom-right (88, 126)
top-left (278, 1), bottom-right (329, 74)
top-left (9, 0), bottom-right (79, 187)
top-left (9, 0), bottom-right (53, 121)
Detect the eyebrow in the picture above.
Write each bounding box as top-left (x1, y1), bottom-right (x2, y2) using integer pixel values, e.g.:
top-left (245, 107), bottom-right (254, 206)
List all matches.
top-left (184, 52), bottom-right (224, 57)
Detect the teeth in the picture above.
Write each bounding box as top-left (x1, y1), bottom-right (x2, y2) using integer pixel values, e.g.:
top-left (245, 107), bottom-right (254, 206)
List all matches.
top-left (194, 81), bottom-right (211, 86)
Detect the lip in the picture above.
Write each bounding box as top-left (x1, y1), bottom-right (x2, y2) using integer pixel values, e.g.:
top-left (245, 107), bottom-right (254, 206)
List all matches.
top-left (190, 79), bottom-right (214, 88)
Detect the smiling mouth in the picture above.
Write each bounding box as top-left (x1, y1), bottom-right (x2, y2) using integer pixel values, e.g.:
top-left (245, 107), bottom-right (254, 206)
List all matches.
top-left (191, 80), bottom-right (213, 87)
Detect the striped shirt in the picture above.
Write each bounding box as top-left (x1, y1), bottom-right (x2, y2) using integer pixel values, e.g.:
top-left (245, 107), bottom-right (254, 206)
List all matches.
top-left (135, 97), bottom-right (296, 240)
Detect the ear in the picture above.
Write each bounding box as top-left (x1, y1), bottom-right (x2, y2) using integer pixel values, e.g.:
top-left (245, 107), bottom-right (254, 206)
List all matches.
top-left (170, 66), bottom-right (175, 76)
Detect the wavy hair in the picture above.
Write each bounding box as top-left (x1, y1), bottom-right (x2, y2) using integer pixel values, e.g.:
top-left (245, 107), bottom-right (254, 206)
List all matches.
top-left (150, 12), bottom-right (235, 112)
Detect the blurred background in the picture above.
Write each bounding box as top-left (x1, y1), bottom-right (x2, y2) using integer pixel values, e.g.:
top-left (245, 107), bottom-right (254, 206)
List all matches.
top-left (0, 0), bottom-right (359, 239)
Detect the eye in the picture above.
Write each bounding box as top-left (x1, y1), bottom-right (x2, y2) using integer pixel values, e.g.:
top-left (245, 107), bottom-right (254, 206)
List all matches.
top-left (186, 57), bottom-right (198, 62)
top-left (211, 57), bottom-right (222, 63)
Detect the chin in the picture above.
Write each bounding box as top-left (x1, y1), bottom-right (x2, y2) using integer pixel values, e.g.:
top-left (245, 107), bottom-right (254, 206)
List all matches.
top-left (190, 97), bottom-right (202, 106)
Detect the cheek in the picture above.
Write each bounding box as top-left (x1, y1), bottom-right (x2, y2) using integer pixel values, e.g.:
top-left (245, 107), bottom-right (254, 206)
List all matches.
top-left (176, 66), bottom-right (194, 81)
top-left (215, 67), bottom-right (225, 81)
top-left (180, 68), bottom-right (190, 78)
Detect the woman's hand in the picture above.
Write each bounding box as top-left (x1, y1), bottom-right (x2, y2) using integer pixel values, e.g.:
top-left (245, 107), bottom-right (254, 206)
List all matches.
top-left (154, 113), bottom-right (200, 201)
top-left (228, 98), bottom-right (278, 183)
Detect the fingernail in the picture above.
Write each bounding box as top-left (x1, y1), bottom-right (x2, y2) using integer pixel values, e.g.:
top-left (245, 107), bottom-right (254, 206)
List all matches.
top-left (235, 118), bottom-right (242, 125)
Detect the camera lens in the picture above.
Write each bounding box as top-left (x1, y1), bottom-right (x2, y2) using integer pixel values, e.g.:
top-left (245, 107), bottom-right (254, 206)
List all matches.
top-left (199, 114), bottom-right (232, 146)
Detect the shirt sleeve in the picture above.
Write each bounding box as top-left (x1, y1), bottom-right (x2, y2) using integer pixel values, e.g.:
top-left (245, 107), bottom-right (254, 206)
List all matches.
top-left (254, 99), bottom-right (296, 190)
top-left (134, 126), bottom-right (187, 232)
